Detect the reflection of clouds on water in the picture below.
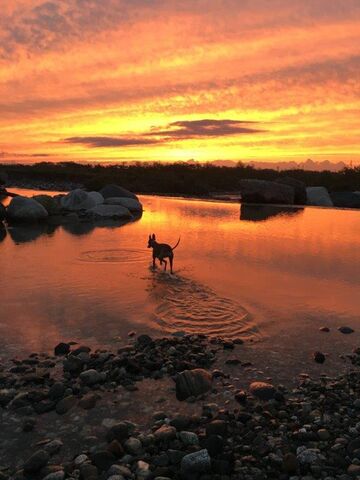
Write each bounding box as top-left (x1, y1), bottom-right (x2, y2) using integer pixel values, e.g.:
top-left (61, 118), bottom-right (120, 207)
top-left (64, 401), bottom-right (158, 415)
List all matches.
top-left (147, 271), bottom-right (260, 340)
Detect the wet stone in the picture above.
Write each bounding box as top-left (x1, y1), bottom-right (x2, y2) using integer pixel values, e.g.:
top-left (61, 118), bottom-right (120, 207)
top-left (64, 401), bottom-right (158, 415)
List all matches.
top-left (54, 343), bottom-right (70, 356)
top-left (181, 449), bottom-right (211, 474)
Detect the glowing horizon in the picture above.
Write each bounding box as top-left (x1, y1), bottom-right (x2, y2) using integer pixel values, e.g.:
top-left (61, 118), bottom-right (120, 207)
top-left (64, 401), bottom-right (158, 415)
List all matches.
top-left (0, 1), bottom-right (359, 166)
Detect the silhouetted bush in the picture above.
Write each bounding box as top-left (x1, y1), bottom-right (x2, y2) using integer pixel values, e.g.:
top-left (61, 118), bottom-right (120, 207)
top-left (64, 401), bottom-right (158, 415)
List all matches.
top-left (1, 162), bottom-right (359, 196)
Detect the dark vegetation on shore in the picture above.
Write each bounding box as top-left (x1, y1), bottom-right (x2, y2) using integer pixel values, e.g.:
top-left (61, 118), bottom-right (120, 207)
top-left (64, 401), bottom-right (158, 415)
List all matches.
top-left (2, 162), bottom-right (360, 196)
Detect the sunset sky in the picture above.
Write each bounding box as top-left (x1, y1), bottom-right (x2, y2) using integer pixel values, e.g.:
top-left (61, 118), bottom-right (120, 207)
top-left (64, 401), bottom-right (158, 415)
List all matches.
top-left (0, 0), bottom-right (359, 165)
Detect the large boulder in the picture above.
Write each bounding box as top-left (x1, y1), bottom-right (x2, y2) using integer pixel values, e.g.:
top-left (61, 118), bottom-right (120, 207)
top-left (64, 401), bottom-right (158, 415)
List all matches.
top-left (60, 189), bottom-right (97, 211)
top-left (175, 369), bottom-right (212, 401)
top-left (86, 204), bottom-right (132, 219)
top-left (6, 196), bottom-right (48, 222)
top-left (330, 192), bottom-right (360, 209)
top-left (275, 177), bottom-right (307, 204)
top-left (239, 179), bottom-right (295, 205)
top-left (104, 196), bottom-right (142, 212)
top-left (32, 195), bottom-right (60, 215)
top-left (306, 187), bottom-right (333, 207)
top-left (87, 191), bottom-right (104, 205)
top-left (99, 184), bottom-right (138, 200)
top-left (0, 203), bottom-right (6, 221)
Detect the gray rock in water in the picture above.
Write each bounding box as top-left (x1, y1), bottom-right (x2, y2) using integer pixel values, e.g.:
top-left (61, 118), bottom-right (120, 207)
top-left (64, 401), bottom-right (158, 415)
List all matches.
top-left (32, 194), bottom-right (60, 215)
top-left (175, 369), bottom-right (212, 401)
top-left (99, 184), bottom-right (138, 200)
top-left (7, 196), bottom-right (48, 222)
top-left (104, 197), bottom-right (142, 212)
top-left (106, 422), bottom-right (132, 443)
top-left (239, 179), bottom-right (295, 205)
top-left (306, 187), bottom-right (333, 207)
top-left (61, 189), bottom-right (97, 211)
top-left (338, 326), bottom-right (354, 334)
top-left (86, 204), bottom-right (132, 219)
top-left (124, 437), bottom-right (142, 455)
top-left (249, 381), bottom-right (276, 400)
top-left (23, 449), bottom-right (50, 473)
top-left (181, 449), bottom-right (211, 474)
top-left (275, 177), bottom-right (307, 204)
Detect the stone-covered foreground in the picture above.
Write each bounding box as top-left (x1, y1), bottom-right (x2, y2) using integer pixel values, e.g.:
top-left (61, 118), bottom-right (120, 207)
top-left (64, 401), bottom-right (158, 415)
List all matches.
top-left (2, 335), bottom-right (360, 479)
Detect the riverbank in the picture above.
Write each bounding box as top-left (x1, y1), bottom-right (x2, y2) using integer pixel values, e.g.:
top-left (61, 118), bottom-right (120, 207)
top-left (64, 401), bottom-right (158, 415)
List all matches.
top-left (1, 333), bottom-right (360, 479)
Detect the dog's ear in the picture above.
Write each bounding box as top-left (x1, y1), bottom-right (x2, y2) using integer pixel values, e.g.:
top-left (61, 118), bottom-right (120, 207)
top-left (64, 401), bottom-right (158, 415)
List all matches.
top-left (152, 234), bottom-right (156, 240)
top-left (148, 234), bottom-right (151, 239)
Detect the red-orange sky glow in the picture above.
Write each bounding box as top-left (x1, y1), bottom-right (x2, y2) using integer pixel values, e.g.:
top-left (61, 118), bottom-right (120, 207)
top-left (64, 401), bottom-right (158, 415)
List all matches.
top-left (0, 1), bottom-right (359, 165)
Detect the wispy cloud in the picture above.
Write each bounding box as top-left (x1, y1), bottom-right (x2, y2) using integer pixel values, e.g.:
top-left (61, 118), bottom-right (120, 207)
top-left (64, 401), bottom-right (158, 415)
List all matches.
top-left (63, 119), bottom-right (263, 148)
top-left (148, 119), bottom-right (264, 138)
top-left (64, 136), bottom-right (160, 148)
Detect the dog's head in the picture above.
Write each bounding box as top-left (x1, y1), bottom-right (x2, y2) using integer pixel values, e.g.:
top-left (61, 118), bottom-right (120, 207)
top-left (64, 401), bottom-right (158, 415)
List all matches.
top-left (147, 233), bottom-right (156, 248)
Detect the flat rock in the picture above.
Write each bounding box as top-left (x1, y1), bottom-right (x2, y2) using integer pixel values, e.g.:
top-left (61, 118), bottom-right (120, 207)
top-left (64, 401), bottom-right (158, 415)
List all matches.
top-left (86, 204), bottom-right (132, 219)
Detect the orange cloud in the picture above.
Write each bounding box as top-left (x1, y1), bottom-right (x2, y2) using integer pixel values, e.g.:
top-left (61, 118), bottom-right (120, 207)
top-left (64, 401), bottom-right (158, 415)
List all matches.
top-left (0, 1), bottom-right (359, 165)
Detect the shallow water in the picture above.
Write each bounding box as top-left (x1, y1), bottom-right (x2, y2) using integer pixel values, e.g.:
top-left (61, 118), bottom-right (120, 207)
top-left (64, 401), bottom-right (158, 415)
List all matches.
top-left (1, 189), bottom-right (360, 377)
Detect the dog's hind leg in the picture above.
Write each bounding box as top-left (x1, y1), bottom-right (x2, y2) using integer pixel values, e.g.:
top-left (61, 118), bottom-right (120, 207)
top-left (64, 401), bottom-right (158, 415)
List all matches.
top-left (163, 259), bottom-right (167, 271)
top-left (169, 256), bottom-right (173, 274)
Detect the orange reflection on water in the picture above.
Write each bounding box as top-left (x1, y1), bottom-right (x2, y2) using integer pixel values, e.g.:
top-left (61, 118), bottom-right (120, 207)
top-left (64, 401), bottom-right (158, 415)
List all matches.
top-left (1, 192), bottom-right (360, 368)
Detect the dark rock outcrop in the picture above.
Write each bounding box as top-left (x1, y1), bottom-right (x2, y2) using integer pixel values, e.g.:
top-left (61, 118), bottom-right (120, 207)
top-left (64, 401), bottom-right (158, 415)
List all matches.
top-left (330, 192), bottom-right (360, 209)
top-left (275, 177), bottom-right (307, 204)
top-left (239, 179), bottom-right (295, 205)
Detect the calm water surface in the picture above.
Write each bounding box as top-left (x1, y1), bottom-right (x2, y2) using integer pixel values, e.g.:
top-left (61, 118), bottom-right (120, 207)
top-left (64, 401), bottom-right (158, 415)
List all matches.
top-left (1, 189), bottom-right (360, 378)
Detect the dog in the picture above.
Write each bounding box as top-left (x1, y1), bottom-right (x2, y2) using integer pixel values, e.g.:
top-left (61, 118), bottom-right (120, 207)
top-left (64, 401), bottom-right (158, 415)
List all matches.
top-left (147, 234), bottom-right (180, 274)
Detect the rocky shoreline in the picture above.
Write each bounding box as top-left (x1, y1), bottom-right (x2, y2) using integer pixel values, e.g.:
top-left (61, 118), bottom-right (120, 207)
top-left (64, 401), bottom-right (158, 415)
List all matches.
top-left (2, 333), bottom-right (360, 480)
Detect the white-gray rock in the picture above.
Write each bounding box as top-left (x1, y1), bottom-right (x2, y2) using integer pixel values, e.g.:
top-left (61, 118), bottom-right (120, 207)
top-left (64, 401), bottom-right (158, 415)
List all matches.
top-left (181, 449), bottom-right (211, 474)
top-left (7, 196), bottom-right (48, 222)
top-left (61, 189), bottom-right (97, 211)
top-left (104, 197), bottom-right (142, 212)
top-left (87, 204), bottom-right (132, 219)
top-left (306, 187), bottom-right (333, 207)
top-left (179, 431), bottom-right (199, 445)
top-left (296, 446), bottom-right (322, 464)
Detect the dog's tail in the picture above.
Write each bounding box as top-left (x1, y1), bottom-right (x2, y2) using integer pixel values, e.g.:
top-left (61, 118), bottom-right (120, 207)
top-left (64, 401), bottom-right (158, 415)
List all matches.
top-left (172, 237), bottom-right (181, 250)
